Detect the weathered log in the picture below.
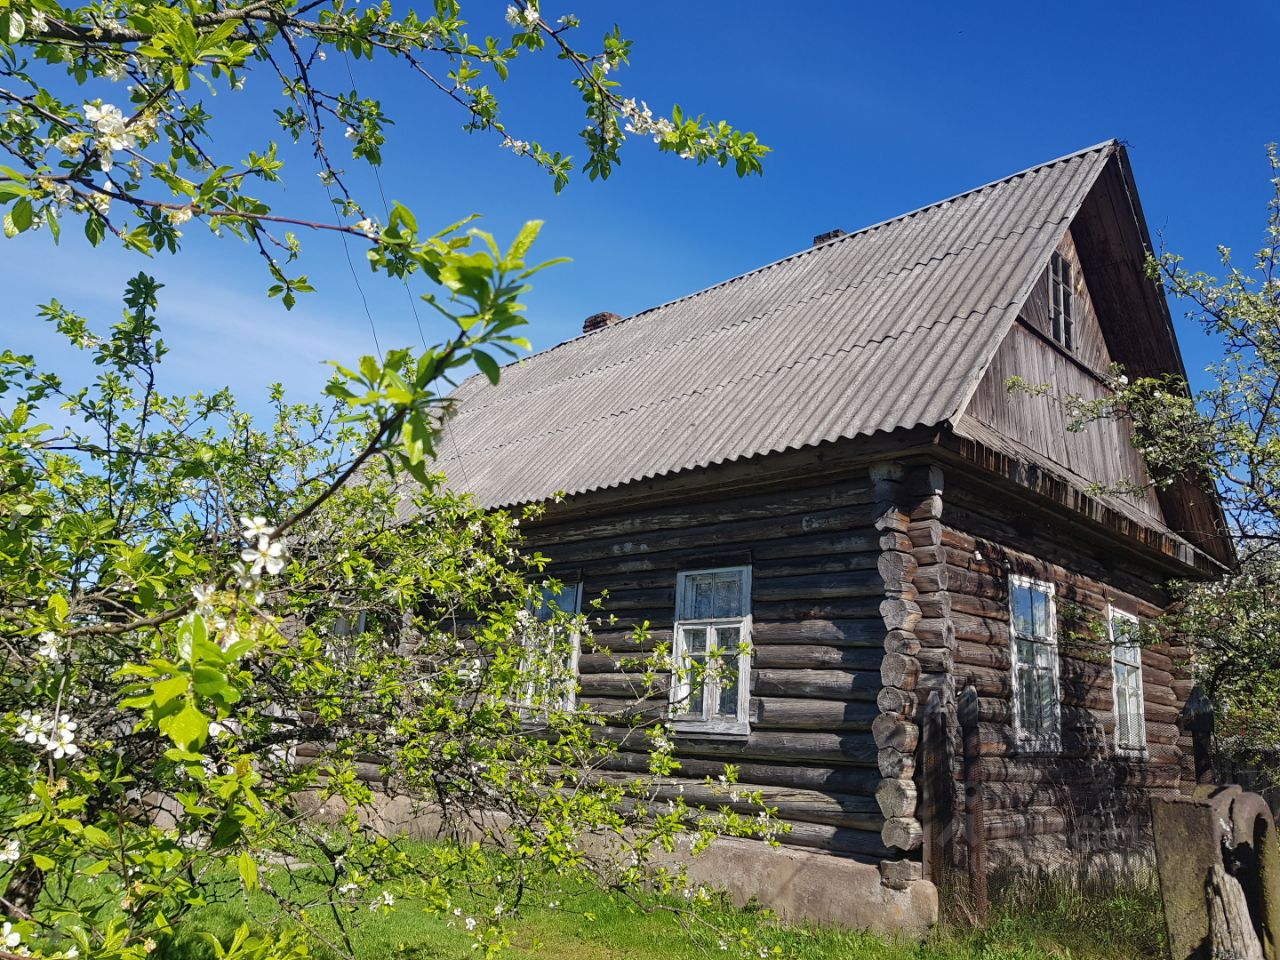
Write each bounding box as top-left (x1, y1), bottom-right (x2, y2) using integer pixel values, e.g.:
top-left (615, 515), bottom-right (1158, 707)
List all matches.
top-left (877, 551), bottom-right (918, 592)
top-left (879, 597), bottom-right (921, 632)
top-left (748, 697), bottom-right (878, 731)
top-left (751, 645), bottom-right (884, 671)
top-left (750, 618), bottom-right (885, 647)
top-left (880, 653), bottom-right (920, 690)
top-left (753, 570), bottom-right (885, 602)
top-left (876, 777), bottom-right (918, 819)
top-left (884, 629), bottom-right (920, 656)
top-left (882, 816), bottom-right (924, 851)
top-left (777, 820), bottom-right (893, 859)
top-left (605, 729), bottom-right (881, 767)
top-left (599, 777), bottom-right (885, 831)
top-left (598, 751), bottom-right (881, 796)
top-left (982, 807), bottom-right (1071, 840)
top-left (916, 647), bottom-right (953, 674)
top-left (878, 747), bottom-right (915, 779)
top-left (752, 668), bottom-right (880, 701)
top-left (914, 564), bottom-right (949, 594)
top-left (872, 713), bottom-right (919, 752)
top-left (876, 686), bottom-right (917, 717)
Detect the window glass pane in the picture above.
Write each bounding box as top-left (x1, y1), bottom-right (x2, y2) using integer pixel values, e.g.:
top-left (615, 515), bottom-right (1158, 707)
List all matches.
top-left (717, 653), bottom-right (740, 718)
top-left (1016, 663), bottom-right (1036, 731)
top-left (715, 625), bottom-right (741, 652)
top-left (1011, 584), bottom-right (1034, 636)
top-left (683, 626), bottom-right (708, 654)
top-left (1035, 664), bottom-right (1057, 734)
top-left (1032, 588), bottom-right (1051, 637)
top-left (683, 571), bottom-right (743, 619)
top-left (536, 582), bottom-right (579, 621)
top-left (685, 654), bottom-right (706, 716)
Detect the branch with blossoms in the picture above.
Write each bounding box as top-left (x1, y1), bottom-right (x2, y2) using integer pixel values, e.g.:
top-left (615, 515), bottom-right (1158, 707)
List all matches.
top-left (0, 0), bottom-right (768, 306)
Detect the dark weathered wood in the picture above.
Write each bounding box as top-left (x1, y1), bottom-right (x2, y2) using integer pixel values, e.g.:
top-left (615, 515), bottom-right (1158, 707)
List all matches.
top-left (598, 751), bottom-right (881, 796)
top-left (752, 668), bottom-right (881, 701)
top-left (750, 618), bottom-right (886, 647)
top-left (749, 697), bottom-right (878, 731)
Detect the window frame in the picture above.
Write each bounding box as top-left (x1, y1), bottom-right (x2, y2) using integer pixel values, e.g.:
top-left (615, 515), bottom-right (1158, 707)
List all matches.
top-left (1049, 251), bottom-right (1075, 352)
top-left (670, 565), bottom-right (753, 737)
top-left (519, 580), bottom-right (583, 720)
top-left (1108, 606), bottom-right (1148, 758)
top-left (1007, 574), bottom-right (1062, 754)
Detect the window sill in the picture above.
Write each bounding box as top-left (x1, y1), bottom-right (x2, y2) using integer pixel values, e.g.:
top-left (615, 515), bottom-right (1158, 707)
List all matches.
top-left (1115, 746), bottom-right (1149, 761)
top-left (673, 721), bottom-right (750, 740)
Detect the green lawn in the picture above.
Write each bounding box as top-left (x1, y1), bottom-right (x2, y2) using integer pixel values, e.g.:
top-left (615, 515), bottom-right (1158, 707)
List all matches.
top-left (158, 858), bottom-right (1167, 960)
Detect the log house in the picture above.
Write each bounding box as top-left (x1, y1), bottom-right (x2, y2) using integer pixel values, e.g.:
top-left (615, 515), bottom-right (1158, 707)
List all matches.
top-left (429, 141), bottom-right (1231, 927)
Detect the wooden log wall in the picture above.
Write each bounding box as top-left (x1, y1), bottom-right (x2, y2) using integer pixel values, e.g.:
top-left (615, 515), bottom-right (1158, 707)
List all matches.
top-left (523, 470), bottom-right (898, 862)
top-left (937, 474), bottom-right (1191, 871)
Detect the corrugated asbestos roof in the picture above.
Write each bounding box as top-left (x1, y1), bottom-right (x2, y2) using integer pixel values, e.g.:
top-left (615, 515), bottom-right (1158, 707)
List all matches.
top-left (435, 141), bottom-right (1118, 509)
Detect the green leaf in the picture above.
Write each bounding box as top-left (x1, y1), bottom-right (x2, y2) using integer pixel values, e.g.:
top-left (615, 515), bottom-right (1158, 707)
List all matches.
top-left (11, 198), bottom-right (34, 233)
top-left (31, 853), bottom-right (55, 871)
top-left (164, 701), bottom-right (209, 751)
top-left (237, 850), bottom-right (259, 890)
top-left (153, 674), bottom-right (189, 709)
top-left (473, 351), bottom-right (501, 385)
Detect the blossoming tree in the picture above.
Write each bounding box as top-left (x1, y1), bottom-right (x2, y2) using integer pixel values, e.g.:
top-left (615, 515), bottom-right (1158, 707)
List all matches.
top-left (0, 3), bottom-right (778, 958)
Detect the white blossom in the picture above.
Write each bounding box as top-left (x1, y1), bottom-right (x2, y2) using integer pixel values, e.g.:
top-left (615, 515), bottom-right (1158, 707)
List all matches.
top-left (369, 890), bottom-right (395, 911)
top-left (0, 839), bottom-right (20, 863)
top-left (502, 137), bottom-right (531, 157)
top-left (17, 711), bottom-right (48, 746)
top-left (233, 77), bottom-right (245, 91)
top-left (35, 631), bottom-right (62, 662)
top-left (191, 583), bottom-right (215, 617)
top-left (83, 102), bottom-right (136, 155)
top-left (240, 515), bottom-right (275, 540)
top-left (464, 917), bottom-right (478, 931)
top-left (54, 134), bottom-right (81, 154)
top-left (29, 9), bottom-right (48, 32)
top-left (354, 217), bottom-right (379, 239)
top-left (47, 714), bottom-right (79, 758)
top-left (317, 50), bottom-right (327, 61)
top-left (344, 126), bottom-right (358, 140)
top-left (168, 205), bottom-right (194, 226)
top-left (1, 922), bottom-right (19, 950)
top-left (104, 61), bottom-right (127, 82)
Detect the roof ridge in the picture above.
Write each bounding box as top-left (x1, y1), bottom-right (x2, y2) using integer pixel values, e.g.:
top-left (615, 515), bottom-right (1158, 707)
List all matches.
top-left (481, 139), bottom-right (1118, 374)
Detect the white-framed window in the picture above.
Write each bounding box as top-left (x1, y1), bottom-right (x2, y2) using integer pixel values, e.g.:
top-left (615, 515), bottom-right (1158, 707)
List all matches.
top-left (520, 581), bottom-right (582, 718)
top-left (671, 566), bottom-right (752, 736)
top-left (1109, 607), bottom-right (1147, 756)
top-left (1008, 575), bottom-right (1061, 752)
top-left (1049, 251), bottom-right (1075, 351)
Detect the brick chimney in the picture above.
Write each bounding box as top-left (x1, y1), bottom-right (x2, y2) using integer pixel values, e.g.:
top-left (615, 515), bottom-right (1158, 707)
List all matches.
top-left (813, 228), bottom-right (846, 246)
top-left (583, 311), bottom-right (622, 334)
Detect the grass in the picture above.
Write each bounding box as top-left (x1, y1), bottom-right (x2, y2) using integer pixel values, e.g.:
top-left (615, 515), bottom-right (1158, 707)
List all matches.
top-left (156, 851), bottom-right (1168, 960)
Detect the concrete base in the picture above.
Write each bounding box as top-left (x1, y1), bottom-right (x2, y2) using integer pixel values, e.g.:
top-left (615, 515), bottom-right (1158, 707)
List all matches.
top-left (680, 837), bottom-right (937, 937)
top-left (299, 791), bottom-right (938, 938)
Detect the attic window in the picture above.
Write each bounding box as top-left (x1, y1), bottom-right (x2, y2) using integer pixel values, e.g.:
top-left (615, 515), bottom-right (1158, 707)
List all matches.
top-left (1049, 251), bottom-right (1075, 351)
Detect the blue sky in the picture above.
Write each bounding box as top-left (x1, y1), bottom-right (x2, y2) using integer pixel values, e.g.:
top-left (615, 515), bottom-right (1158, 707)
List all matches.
top-left (5, 0), bottom-right (1278, 416)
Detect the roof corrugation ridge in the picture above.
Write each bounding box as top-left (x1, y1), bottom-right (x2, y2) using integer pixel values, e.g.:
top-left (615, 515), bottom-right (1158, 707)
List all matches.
top-left (494, 139), bottom-right (1117, 367)
top-left (450, 212), bottom-right (1079, 420)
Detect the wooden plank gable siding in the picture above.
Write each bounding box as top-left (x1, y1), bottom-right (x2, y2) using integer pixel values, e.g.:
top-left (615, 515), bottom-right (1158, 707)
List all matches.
top-left (936, 473), bottom-right (1191, 871)
top-left (523, 470), bottom-right (902, 862)
top-left (964, 227), bottom-right (1166, 522)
